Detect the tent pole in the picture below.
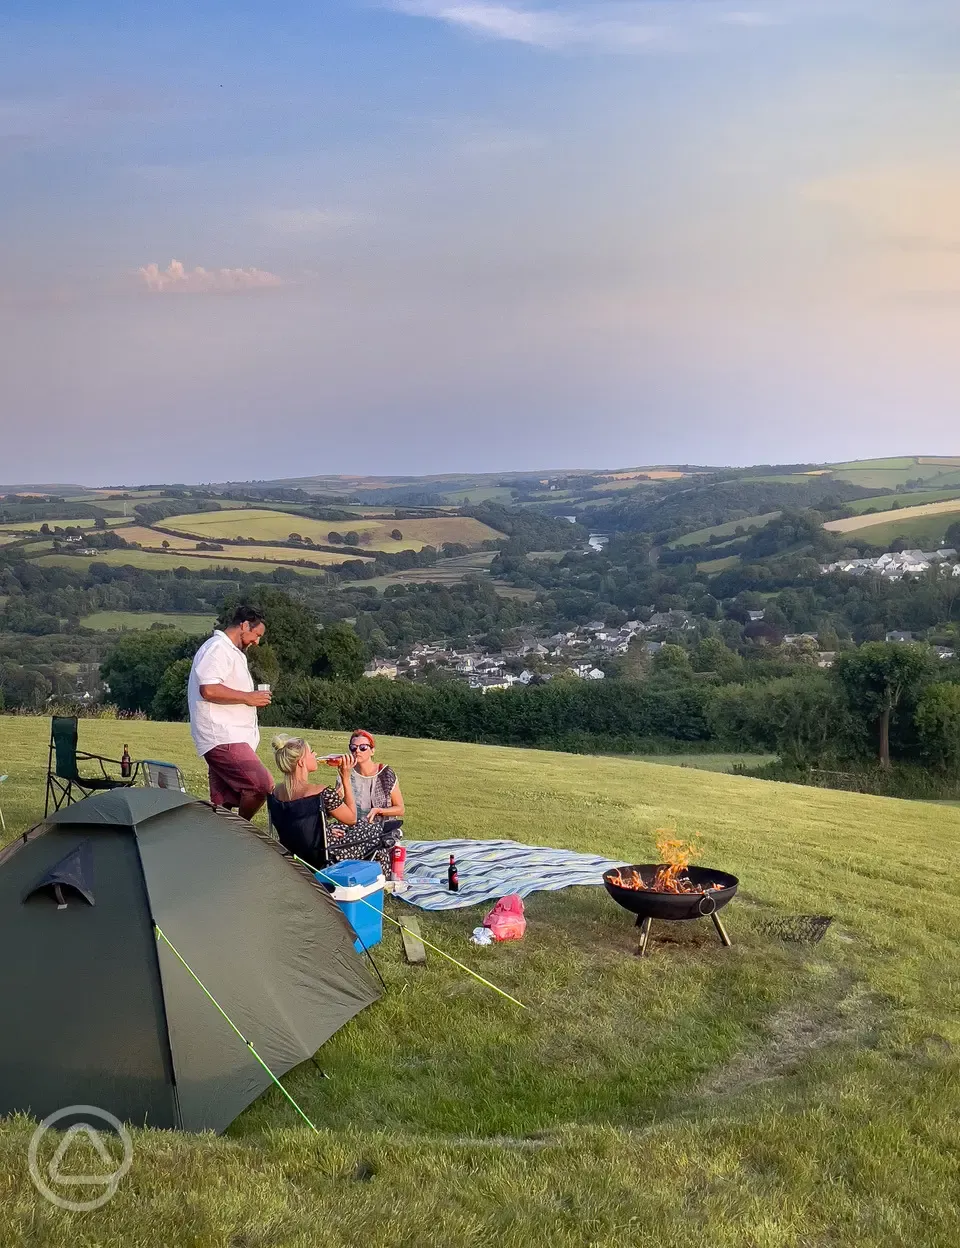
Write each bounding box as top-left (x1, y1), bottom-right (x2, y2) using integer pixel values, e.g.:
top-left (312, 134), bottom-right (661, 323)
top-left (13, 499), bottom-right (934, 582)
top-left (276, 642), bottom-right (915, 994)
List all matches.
top-left (154, 925), bottom-right (321, 1134)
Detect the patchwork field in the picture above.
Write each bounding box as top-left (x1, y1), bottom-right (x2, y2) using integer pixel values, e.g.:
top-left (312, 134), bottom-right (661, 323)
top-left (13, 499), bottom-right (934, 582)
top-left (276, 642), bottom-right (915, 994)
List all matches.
top-left (116, 526), bottom-right (201, 548)
top-left (0, 718), bottom-right (958, 1246)
top-left (824, 498), bottom-right (960, 539)
top-left (670, 511), bottom-right (781, 548)
top-left (0, 517), bottom-right (130, 533)
top-left (339, 551), bottom-right (498, 591)
top-left (845, 489), bottom-right (960, 515)
top-left (164, 509), bottom-right (504, 551)
top-left (34, 551), bottom-right (329, 576)
top-left (80, 611), bottom-right (215, 632)
top-left (828, 456), bottom-right (960, 490)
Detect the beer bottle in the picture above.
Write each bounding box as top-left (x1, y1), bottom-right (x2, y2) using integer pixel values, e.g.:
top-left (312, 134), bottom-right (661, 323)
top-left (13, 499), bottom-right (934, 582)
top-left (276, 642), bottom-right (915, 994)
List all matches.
top-left (121, 745), bottom-right (132, 778)
top-left (447, 854), bottom-right (459, 892)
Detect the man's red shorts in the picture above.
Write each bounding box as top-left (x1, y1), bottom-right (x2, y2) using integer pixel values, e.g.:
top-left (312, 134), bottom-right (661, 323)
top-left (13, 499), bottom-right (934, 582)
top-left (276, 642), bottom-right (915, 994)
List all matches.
top-left (203, 743), bottom-right (274, 809)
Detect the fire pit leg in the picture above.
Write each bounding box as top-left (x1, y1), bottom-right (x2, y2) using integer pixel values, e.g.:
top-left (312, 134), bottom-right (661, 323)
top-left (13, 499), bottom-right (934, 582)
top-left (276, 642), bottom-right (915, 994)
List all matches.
top-left (636, 917), bottom-right (653, 957)
top-left (711, 912), bottom-right (732, 947)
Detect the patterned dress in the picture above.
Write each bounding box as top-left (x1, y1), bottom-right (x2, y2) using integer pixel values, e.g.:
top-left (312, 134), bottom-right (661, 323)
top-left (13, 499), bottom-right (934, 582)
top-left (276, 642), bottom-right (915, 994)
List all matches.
top-left (328, 765), bottom-right (401, 874)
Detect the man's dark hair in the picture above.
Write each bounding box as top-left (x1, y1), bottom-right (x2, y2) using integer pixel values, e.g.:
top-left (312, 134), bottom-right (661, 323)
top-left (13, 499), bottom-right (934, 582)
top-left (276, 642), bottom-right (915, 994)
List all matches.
top-left (226, 604), bottom-right (266, 629)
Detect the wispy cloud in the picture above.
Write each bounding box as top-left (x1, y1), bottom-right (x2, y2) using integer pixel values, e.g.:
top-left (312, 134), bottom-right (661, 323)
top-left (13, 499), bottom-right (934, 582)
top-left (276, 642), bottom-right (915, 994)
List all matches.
top-left (137, 260), bottom-right (284, 294)
top-left (390, 2), bottom-right (664, 52)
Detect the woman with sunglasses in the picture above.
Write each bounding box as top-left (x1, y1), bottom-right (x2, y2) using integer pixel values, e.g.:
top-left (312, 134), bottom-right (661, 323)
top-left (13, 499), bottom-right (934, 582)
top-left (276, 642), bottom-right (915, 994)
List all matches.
top-left (327, 730), bottom-right (405, 872)
top-left (267, 734), bottom-right (395, 872)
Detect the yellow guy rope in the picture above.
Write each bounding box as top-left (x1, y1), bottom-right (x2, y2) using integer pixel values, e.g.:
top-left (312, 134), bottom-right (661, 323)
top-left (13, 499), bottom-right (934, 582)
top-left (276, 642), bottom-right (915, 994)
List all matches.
top-left (298, 856), bottom-right (525, 1009)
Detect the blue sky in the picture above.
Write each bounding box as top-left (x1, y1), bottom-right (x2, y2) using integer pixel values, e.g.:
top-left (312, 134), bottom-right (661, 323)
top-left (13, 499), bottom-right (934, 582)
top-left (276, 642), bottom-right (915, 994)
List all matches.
top-left (1, 1), bottom-right (959, 484)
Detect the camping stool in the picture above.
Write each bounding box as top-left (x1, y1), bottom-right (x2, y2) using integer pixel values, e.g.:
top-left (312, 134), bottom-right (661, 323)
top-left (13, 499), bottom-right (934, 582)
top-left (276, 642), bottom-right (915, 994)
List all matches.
top-left (139, 760), bottom-right (187, 793)
top-left (0, 775), bottom-right (7, 831)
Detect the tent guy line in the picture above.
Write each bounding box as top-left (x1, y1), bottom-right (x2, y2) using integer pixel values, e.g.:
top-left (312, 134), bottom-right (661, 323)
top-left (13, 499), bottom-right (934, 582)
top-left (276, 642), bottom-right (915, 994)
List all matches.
top-left (305, 858), bottom-right (526, 1009)
top-left (154, 924), bottom-right (321, 1134)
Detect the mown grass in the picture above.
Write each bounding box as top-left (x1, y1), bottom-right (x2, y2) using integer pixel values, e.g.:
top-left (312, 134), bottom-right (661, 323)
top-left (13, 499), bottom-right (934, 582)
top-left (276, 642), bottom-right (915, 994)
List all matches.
top-left (0, 718), bottom-right (958, 1247)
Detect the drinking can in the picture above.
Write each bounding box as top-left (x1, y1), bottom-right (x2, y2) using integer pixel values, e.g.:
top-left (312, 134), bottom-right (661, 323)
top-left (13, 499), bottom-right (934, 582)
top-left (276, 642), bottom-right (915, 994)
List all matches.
top-left (391, 844), bottom-right (406, 881)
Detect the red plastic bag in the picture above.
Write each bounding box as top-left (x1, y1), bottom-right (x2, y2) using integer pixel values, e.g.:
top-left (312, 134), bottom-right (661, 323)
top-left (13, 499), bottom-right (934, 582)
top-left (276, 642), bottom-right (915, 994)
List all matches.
top-left (483, 895), bottom-right (526, 941)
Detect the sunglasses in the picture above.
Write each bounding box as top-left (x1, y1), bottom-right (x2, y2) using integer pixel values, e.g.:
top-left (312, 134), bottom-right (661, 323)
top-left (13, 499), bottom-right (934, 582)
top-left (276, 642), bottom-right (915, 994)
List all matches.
top-left (349, 743), bottom-right (372, 752)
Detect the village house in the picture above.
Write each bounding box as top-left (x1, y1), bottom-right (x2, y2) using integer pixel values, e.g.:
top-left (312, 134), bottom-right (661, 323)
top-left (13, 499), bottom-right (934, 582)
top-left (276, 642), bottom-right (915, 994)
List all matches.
top-left (363, 659), bottom-right (399, 679)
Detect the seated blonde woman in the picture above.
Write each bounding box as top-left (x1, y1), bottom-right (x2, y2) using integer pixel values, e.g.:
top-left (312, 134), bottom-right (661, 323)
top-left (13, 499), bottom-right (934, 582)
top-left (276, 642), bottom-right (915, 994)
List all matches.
top-left (267, 735), bottom-right (398, 873)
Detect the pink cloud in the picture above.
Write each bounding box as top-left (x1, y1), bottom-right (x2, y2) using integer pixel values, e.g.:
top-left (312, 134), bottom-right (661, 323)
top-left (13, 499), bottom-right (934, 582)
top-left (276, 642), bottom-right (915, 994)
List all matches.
top-left (137, 259), bottom-right (284, 294)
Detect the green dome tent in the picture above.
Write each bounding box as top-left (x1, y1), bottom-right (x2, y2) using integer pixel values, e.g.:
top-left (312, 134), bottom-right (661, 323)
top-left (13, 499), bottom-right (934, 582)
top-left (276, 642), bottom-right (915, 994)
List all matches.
top-left (0, 788), bottom-right (380, 1133)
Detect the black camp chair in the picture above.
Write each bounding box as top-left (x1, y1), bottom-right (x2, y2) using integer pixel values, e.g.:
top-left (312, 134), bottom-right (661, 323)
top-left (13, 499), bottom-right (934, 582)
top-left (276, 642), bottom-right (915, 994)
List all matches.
top-left (44, 716), bottom-right (137, 816)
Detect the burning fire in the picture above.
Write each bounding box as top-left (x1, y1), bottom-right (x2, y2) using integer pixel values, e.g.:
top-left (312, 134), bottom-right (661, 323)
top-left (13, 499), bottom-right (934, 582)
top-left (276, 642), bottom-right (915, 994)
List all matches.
top-left (609, 832), bottom-right (723, 894)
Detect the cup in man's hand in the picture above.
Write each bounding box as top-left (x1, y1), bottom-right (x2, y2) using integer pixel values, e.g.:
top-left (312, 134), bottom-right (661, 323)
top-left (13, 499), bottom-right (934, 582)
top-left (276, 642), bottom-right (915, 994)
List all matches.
top-left (257, 684), bottom-right (271, 692)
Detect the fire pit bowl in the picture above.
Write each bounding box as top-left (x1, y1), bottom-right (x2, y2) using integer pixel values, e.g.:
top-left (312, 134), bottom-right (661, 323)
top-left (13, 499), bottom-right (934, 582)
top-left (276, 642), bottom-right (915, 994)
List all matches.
top-left (603, 864), bottom-right (739, 954)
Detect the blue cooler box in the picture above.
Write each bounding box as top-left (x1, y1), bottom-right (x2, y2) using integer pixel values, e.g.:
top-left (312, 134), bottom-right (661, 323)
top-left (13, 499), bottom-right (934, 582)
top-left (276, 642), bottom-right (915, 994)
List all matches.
top-left (319, 860), bottom-right (384, 953)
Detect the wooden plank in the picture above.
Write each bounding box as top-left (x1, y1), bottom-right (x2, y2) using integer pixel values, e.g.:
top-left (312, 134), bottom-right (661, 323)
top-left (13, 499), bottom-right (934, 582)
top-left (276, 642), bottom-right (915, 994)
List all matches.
top-left (399, 916), bottom-right (427, 964)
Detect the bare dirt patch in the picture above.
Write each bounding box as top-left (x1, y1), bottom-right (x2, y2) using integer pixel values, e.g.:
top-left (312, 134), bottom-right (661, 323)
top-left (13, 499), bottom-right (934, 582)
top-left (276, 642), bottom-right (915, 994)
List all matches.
top-left (700, 978), bottom-right (883, 1097)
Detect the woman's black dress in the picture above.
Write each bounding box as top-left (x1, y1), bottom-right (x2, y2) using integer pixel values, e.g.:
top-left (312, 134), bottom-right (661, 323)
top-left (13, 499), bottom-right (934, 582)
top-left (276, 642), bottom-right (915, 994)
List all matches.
top-left (267, 788), bottom-right (397, 873)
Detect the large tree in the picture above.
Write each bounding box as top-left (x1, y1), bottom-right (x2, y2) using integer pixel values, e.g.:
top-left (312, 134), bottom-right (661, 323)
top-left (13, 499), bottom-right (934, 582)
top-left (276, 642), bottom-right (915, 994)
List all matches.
top-left (834, 642), bottom-right (937, 768)
top-left (915, 682), bottom-right (960, 774)
top-left (216, 588), bottom-right (320, 675)
top-left (312, 623), bottom-right (367, 682)
top-left (101, 629), bottom-right (200, 713)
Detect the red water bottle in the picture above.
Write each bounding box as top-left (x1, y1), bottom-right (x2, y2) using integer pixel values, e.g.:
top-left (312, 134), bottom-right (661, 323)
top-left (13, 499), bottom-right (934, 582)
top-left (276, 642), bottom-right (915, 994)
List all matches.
top-left (390, 843), bottom-right (406, 882)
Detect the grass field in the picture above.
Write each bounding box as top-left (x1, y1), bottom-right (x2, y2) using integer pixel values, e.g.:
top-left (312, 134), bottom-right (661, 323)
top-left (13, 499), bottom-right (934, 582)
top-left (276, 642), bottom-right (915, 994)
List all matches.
top-left (33, 551), bottom-right (328, 577)
top-left (670, 512), bottom-right (781, 549)
top-left (697, 554), bottom-right (741, 574)
top-left (0, 517), bottom-right (131, 533)
top-left (162, 509), bottom-right (503, 552)
top-left (827, 457), bottom-right (960, 490)
top-left (824, 498), bottom-right (960, 543)
top-left (337, 551), bottom-right (500, 591)
top-left (634, 752), bottom-right (778, 772)
top-left (1, 717), bottom-right (958, 1246)
top-left (80, 611), bottom-right (215, 632)
top-left (845, 489), bottom-right (960, 515)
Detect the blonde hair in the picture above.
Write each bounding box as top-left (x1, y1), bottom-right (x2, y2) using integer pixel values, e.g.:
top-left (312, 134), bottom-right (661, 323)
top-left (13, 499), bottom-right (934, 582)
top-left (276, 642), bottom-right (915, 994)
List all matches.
top-left (271, 734), bottom-right (309, 775)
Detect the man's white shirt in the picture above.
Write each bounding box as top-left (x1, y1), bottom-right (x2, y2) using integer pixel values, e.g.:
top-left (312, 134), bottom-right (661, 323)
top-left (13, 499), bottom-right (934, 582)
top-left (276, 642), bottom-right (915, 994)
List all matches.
top-left (188, 630), bottom-right (259, 756)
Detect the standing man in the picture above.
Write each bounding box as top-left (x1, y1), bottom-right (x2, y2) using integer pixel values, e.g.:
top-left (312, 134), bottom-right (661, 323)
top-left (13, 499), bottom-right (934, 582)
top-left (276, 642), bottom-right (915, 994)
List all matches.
top-left (188, 605), bottom-right (275, 820)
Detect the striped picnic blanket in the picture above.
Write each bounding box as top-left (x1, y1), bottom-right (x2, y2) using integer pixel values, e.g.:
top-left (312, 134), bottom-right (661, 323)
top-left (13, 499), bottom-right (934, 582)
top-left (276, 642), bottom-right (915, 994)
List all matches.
top-left (397, 838), bottom-right (626, 911)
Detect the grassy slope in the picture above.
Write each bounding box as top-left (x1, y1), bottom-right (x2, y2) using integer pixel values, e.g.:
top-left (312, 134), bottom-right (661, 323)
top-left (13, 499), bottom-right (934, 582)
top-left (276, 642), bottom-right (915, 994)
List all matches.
top-left (845, 489), bottom-right (960, 515)
top-left (825, 498), bottom-right (960, 533)
top-left (1, 718), bottom-right (958, 1246)
top-left (164, 509), bottom-right (504, 552)
top-left (835, 514), bottom-right (960, 549)
top-left (669, 512), bottom-right (781, 549)
top-left (80, 611), bottom-right (215, 632)
top-left (33, 551), bottom-right (328, 576)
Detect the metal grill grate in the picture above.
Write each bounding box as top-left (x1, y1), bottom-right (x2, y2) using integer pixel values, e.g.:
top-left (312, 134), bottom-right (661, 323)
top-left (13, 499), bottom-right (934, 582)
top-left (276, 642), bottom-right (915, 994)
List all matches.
top-left (757, 914), bottom-right (833, 944)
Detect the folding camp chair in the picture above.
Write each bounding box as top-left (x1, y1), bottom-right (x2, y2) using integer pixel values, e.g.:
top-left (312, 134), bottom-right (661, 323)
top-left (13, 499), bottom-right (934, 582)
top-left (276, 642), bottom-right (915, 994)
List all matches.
top-left (139, 759), bottom-right (187, 793)
top-left (44, 716), bottom-right (136, 816)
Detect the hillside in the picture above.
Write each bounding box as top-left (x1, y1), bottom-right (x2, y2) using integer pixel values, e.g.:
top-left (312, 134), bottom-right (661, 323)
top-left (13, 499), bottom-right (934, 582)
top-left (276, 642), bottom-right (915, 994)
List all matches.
top-left (2, 716), bottom-right (958, 1246)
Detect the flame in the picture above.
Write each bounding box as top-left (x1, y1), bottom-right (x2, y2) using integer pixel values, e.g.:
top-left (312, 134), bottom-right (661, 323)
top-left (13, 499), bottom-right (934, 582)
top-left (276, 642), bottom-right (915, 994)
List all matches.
top-left (608, 832), bottom-right (722, 894)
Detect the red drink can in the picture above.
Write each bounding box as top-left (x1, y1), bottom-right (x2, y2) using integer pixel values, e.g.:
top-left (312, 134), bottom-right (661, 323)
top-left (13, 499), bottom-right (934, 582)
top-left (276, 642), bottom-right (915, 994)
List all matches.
top-left (390, 844), bottom-right (406, 881)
